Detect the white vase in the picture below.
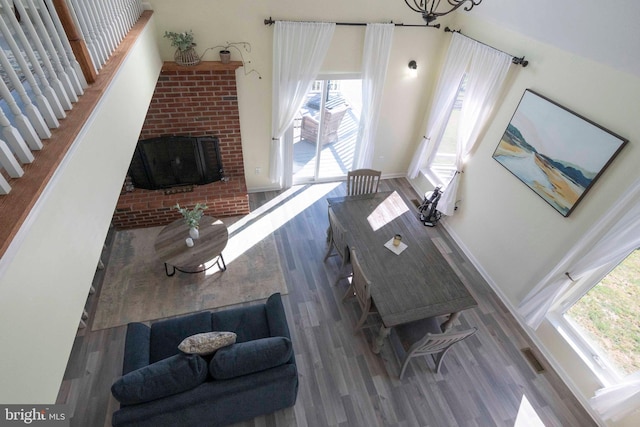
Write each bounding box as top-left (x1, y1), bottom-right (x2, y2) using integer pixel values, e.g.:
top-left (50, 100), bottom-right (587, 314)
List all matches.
top-left (189, 227), bottom-right (199, 239)
top-left (185, 237), bottom-right (194, 247)
top-left (189, 227), bottom-right (200, 240)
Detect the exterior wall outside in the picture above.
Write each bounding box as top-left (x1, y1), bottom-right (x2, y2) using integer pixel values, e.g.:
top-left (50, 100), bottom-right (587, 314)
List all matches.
top-left (0, 16), bottom-right (162, 403)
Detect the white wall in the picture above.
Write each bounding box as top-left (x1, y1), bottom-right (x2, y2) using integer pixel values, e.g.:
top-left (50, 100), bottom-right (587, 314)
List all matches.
top-left (148, 0), bottom-right (451, 190)
top-left (0, 16), bottom-right (162, 403)
top-left (413, 12), bottom-right (640, 427)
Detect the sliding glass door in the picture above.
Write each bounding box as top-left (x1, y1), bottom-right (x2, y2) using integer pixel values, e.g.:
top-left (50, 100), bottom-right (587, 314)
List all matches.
top-left (292, 77), bottom-right (361, 183)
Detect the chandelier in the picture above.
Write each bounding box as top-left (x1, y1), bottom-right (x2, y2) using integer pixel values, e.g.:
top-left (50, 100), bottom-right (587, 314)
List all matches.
top-left (404, 0), bottom-right (482, 27)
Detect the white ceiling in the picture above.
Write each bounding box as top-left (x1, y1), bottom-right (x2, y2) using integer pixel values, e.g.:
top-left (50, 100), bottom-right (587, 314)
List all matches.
top-left (465, 0), bottom-right (640, 77)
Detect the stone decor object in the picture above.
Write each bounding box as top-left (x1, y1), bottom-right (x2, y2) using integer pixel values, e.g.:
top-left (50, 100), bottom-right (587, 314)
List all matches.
top-left (178, 331), bottom-right (237, 356)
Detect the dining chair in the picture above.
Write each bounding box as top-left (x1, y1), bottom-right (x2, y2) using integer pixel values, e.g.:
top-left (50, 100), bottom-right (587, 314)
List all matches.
top-left (324, 207), bottom-right (350, 285)
top-left (389, 315), bottom-right (477, 379)
top-left (346, 169), bottom-right (382, 196)
top-left (342, 247), bottom-right (378, 331)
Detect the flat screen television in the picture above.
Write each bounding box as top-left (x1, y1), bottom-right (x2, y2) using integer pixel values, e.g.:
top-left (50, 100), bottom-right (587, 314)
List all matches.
top-left (128, 136), bottom-right (223, 190)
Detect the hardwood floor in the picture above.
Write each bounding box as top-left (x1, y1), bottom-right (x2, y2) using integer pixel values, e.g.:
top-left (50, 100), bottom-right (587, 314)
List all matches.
top-left (57, 178), bottom-right (597, 427)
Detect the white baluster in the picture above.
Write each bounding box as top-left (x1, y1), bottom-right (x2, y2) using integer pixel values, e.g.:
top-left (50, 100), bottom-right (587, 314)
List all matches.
top-left (78, 0), bottom-right (110, 63)
top-left (70, 0), bottom-right (107, 67)
top-left (0, 49), bottom-right (51, 139)
top-left (107, 0), bottom-right (125, 42)
top-left (0, 138), bottom-right (24, 178)
top-left (0, 1), bottom-right (66, 119)
top-left (0, 77), bottom-right (42, 150)
top-left (13, 0), bottom-right (75, 107)
top-left (134, 0), bottom-right (144, 21)
top-left (0, 108), bottom-right (34, 164)
top-left (0, 171), bottom-right (10, 194)
top-left (36, 0), bottom-right (83, 95)
top-left (92, 1), bottom-right (116, 53)
top-left (42, 0), bottom-right (88, 88)
top-left (98, 0), bottom-right (118, 46)
top-left (63, 0), bottom-right (99, 73)
top-left (122, 0), bottom-right (135, 30)
top-left (113, 0), bottom-right (126, 31)
top-left (0, 15), bottom-right (60, 127)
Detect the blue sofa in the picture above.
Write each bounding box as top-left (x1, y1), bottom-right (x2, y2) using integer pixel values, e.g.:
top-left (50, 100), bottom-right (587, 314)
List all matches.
top-left (111, 293), bottom-right (298, 427)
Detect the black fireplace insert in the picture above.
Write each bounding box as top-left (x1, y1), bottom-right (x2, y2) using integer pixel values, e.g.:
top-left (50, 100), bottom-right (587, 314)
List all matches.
top-left (128, 136), bottom-right (224, 190)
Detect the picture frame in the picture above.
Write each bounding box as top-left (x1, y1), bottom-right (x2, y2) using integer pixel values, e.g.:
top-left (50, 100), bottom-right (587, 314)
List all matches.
top-left (492, 90), bottom-right (628, 217)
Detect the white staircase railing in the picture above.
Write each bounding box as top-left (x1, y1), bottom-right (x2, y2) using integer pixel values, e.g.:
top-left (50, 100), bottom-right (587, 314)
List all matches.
top-left (0, 0), bottom-right (143, 195)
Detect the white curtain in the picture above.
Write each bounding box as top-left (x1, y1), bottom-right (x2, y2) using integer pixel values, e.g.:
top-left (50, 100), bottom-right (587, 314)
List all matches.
top-left (438, 43), bottom-right (511, 215)
top-left (518, 177), bottom-right (640, 421)
top-left (407, 33), bottom-right (473, 178)
top-left (270, 21), bottom-right (335, 187)
top-left (352, 23), bottom-right (394, 169)
top-left (591, 371), bottom-right (640, 422)
top-left (517, 177), bottom-right (640, 330)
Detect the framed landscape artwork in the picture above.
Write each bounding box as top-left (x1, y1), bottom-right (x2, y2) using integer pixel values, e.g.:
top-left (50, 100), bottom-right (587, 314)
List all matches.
top-left (492, 90), bottom-right (628, 217)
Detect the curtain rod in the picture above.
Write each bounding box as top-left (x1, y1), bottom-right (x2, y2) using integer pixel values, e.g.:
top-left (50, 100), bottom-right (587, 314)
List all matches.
top-left (262, 18), bottom-right (528, 67)
top-left (444, 27), bottom-right (529, 67)
top-left (263, 17), bottom-right (438, 29)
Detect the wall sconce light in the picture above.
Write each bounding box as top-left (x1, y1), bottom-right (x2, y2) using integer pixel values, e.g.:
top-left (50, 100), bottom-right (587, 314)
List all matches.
top-left (408, 60), bottom-right (417, 77)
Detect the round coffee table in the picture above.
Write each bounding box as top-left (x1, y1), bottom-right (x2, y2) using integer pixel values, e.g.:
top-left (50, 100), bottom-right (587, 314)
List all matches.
top-left (154, 215), bottom-right (229, 276)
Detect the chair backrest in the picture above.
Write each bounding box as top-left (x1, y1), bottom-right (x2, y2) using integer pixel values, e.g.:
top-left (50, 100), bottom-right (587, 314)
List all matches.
top-left (350, 248), bottom-right (373, 312)
top-left (407, 327), bottom-right (477, 359)
top-left (328, 207), bottom-right (349, 261)
top-left (347, 169), bottom-right (381, 196)
top-left (323, 106), bottom-right (348, 134)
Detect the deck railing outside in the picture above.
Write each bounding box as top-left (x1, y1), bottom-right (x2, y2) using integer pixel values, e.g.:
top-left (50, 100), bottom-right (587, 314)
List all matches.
top-left (0, 0), bottom-right (143, 194)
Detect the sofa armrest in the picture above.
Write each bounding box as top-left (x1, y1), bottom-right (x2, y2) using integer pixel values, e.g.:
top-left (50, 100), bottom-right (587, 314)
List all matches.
top-left (123, 322), bottom-right (151, 375)
top-left (265, 293), bottom-right (292, 341)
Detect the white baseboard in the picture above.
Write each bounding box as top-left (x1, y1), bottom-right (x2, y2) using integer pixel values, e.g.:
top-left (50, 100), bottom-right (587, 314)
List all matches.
top-left (247, 184), bottom-right (282, 193)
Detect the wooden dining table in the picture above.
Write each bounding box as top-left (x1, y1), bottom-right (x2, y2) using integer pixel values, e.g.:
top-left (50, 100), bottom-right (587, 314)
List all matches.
top-left (327, 191), bottom-right (477, 353)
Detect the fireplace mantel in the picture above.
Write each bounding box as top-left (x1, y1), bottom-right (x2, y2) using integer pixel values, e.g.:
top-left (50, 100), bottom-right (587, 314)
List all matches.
top-left (161, 61), bottom-right (243, 72)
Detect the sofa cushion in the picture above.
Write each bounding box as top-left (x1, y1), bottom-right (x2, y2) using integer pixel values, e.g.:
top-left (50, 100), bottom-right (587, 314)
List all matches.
top-left (178, 331), bottom-right (237, 356)
top-left (210, 336), bottom-right (293, 380)
top-left (149, 311), bottom-right (212, 363)
top-left (112, 353), bottom-right (208, 405)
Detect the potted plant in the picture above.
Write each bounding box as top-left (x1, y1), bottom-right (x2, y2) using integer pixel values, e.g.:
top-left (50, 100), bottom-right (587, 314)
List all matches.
top-left (164, 30), bottom-right (200, 66)
top-left (174, 203), bottom-right (207, 239)
top-left (198, 41), bottom-right (262, 78)
top-left (211, 41), bottom-right (247, 64)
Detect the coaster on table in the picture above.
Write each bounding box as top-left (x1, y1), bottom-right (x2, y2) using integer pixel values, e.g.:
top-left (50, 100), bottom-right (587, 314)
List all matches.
top-left (384, 238), bottom-right (408, 255)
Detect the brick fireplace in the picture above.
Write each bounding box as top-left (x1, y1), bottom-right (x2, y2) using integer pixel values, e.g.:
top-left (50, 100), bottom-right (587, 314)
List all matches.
top-left (112, 62), bottom-right (250, 229)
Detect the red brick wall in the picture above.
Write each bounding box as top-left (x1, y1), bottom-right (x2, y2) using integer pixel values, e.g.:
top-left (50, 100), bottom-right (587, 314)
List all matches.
top-left (112, 63), bottom-right (250, 229)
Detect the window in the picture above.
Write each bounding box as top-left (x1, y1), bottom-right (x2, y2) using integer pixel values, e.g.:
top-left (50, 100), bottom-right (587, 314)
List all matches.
top-left (292, 76), bottom-right (361, 183)
top-left (426, 75), bottom-right (467, 186)
top-left (557, 249), bottom-right (640, 381)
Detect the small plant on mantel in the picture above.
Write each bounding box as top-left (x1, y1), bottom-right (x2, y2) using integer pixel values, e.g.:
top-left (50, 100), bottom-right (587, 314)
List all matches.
top-left (174, 203), bottom-right (207, 229)
top-left (202, 41), bottom-right (262, 79)
top-left (164, 30), bottom-right (196, 52)
top-left (164, 30), bottom-right (201, 66)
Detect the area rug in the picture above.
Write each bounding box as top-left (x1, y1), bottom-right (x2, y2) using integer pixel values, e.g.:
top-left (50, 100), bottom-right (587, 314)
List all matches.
top-left (92, 220), bottom-right (287, 330)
